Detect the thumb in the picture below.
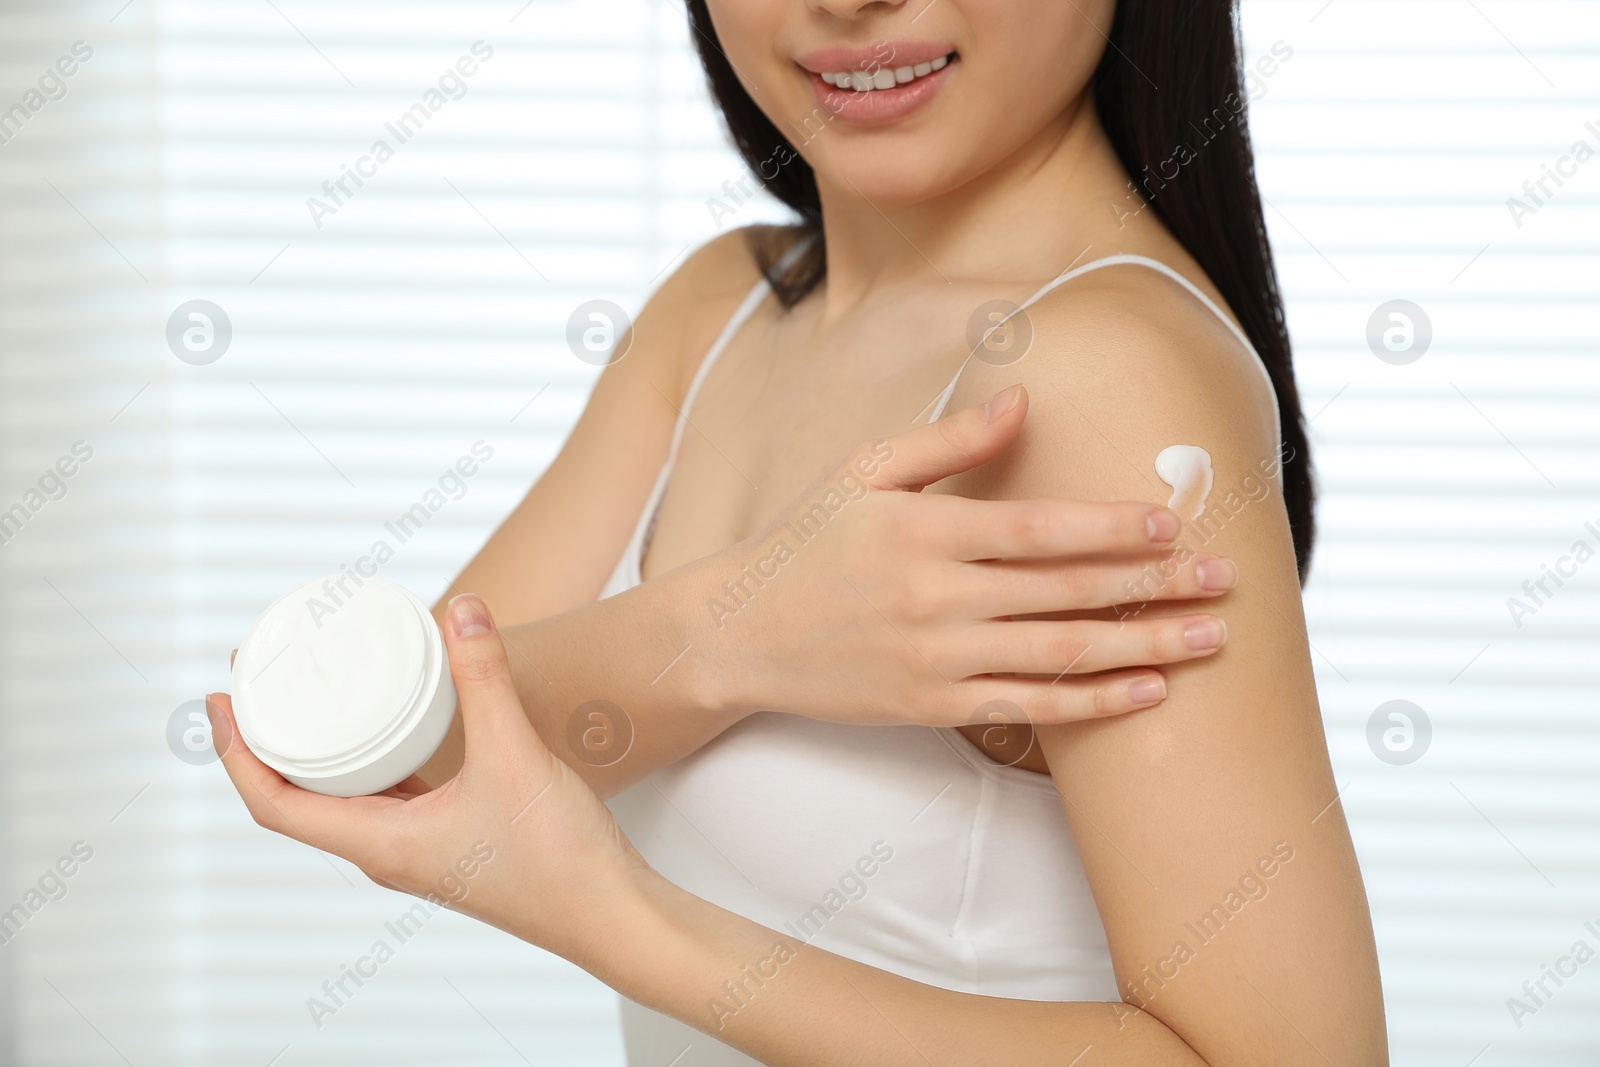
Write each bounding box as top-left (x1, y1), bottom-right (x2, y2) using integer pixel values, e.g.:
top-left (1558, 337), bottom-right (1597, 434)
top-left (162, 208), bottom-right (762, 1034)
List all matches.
top-left (441, 594), bottom-right (548, 765)
top-left (868, 384), bottom-right (1028, 491)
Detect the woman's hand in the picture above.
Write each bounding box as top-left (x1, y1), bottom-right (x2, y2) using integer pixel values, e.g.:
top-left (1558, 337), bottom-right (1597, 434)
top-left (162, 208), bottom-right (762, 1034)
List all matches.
top-left (208, 594), bottom-right (650, 967)
top-left (692, 384), bottom-right (1235, 728)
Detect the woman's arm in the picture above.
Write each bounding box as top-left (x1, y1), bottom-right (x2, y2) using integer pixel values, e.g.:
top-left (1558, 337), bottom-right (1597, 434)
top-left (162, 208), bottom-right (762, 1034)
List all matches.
top-left (922, 271), bottom-right (1389, 1063)
top-left (599, 866), bottom-right (1207, 1065)
top-left (413, 231), bottom-right (1244, 799)
top-left (206, 597), bottom-right (1206, 1067)
top-left (411, 225), bottom-right (766, 789)
top-left (208, 575), bottom-right (1358, 1067)
top-left (419, 390), bottom-right (1235, 801)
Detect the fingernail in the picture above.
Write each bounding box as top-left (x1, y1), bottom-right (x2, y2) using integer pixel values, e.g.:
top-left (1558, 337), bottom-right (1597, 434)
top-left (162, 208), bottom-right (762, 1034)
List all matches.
top-left (448, 594), bottom-right (492, 638)
top-left (1185, 616), bottom-right (1227, 650)
top-left (1147, 509), bottom-right (1180, 543)
top-left (1197, 557), bottom-right (1238, 590)
top-left (983, 385), bottom-right (1022, 424)
top-left (1129, 676), bottom-right (1166, 706)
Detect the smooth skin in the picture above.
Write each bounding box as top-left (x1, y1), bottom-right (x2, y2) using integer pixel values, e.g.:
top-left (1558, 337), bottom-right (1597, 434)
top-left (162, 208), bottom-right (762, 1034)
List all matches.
top-left (407, 229), bottom-right (1237, 796)
top-left (216, 0), bottom-right (1388, 1060)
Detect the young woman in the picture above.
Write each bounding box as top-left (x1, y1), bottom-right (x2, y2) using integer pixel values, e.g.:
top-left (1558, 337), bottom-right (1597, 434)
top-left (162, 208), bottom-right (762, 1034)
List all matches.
top-left (212, 0), bottom-right (1387, 1062)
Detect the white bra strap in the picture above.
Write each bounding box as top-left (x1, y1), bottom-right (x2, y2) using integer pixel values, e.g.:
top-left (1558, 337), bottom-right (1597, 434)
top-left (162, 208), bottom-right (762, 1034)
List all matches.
top-left (630, 231), bottom-right (819, 557)
top-left (924, 253), bottom-right (1272, 424)
top-left (672, 231), bottom-right (818, 440)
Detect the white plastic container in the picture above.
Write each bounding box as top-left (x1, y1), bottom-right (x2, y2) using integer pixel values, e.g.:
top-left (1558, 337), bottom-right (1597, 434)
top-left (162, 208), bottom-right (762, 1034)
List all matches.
top-left (230, 574), bottom-right (456, 797)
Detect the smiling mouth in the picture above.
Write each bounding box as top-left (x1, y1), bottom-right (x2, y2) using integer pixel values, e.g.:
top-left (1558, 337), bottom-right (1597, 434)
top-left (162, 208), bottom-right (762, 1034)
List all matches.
top-left (818, 52), bottom-right (957, 93)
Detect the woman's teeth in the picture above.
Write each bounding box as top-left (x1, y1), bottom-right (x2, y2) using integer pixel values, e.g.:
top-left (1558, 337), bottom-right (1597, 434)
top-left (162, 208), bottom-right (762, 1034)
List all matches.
top-left (821, 54), bottom-right (949, 91)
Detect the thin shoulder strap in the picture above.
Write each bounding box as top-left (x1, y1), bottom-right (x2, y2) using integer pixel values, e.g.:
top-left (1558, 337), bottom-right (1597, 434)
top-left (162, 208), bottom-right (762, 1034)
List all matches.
top-left (671, 232), bottom-right (818, 438)
top-left (924, 253), bottom-right (1272, 424)
top-left (630, 232), bottom-right (818, 561)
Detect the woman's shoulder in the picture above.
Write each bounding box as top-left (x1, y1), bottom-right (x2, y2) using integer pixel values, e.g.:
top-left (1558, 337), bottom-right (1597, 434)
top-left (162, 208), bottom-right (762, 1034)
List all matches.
top-left (1038, 259), bottom-right (1274, 431)
top-left (950, 254), bottom-right (1281, 473)
top-left (668, 222), bottom-right (805, 290)
top-left (929, 252), bottom-right (1293, 572)
top-left (639, 223), bottom-right (808, 392)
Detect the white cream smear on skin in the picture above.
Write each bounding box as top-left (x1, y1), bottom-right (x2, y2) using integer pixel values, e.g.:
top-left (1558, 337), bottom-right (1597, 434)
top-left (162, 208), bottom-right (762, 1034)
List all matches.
top-left (1155, 445), bottom-right (1214, 521)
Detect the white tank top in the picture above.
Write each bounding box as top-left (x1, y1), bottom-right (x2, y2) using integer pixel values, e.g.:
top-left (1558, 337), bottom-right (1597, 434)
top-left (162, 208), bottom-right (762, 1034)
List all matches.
top-left (598, 239), bottom-right (1276, 1066)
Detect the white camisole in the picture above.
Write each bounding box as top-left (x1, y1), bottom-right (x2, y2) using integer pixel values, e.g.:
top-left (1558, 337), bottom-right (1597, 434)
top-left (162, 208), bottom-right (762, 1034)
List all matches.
top-left (598, 240), bottom-right (1276, 1066)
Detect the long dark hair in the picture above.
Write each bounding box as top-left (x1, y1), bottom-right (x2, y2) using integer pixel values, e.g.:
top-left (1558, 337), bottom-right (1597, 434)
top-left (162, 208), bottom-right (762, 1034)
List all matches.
top-left (684, 0), bottom-right (1316, 584)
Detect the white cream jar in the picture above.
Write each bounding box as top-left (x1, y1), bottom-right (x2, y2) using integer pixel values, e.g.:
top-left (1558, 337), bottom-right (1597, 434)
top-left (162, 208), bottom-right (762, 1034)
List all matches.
top-left (230, 575), bottom-right (456, 797)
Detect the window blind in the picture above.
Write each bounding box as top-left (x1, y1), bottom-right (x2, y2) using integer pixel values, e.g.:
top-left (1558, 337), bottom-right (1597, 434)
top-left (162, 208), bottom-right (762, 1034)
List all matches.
top-left (1, 1), bottom-right (1595, 1064)
top-left (1247, 2), bottom-right (1600, 1062)
top-left (1, 1), bottom-right (787, 1063)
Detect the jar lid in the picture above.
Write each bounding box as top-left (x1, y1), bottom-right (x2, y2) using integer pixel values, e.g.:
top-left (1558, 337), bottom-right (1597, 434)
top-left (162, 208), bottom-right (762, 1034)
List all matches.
top-left (232, 575), bottom-right (430, 765)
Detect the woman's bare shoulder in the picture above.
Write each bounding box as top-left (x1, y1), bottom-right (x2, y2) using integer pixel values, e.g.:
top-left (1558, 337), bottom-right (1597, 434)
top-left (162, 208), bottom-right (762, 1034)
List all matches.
top-left (664, 222), bottom-right (804, 297)
top-left (932, 260), bottom-right (1284, 524)
top-left (644, 223), bottom-right (808, 394)
top-left (1023, 262), bottom-right (1275, 454)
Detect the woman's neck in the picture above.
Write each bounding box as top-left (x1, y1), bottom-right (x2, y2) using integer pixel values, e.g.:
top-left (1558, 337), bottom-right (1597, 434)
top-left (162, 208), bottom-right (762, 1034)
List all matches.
top-left (811, 97), bottom-right (1144, 325)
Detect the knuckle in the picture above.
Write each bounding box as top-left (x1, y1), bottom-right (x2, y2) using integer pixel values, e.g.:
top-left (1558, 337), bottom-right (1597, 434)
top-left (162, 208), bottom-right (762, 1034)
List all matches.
top-left (1046, 629), bottom-right (1092, 672)
top-left (453, 644), bottom-right (505, 683)
top-left (246, 786), bottom-right (284, 830)
top-left (889, 576), bottom-right (939, 624)
top-left (1008, 506), bottom-right (1050, 552)
top-left (1014, 688), bottom-right (1055, 728)
top-left (906, 586), bottom-right (941, 625)
top-left (1163, 617), bottom-right (1198, 660)
top-left (1014, 690), bottom-right (1059, 727)
top-left (1114, 504), bottom-right (1148, 547)
top-left (1053, 563), bottom-right (1093, 606)
top-left (1092, 505), bottom-right (1124, 548)
top-left (1134, 559), bottom-right (1178, 602)
top-left (935, 411), bottom-right (968, 453)
top-left (1089, 680), bottom-right (1117, 719)
top-left (1062, 684), bottom-right (1100, 726)
top-left (1183, 553), bottom-right (1219, 593)
top-left (1145, 622), bottom-right (1173, 661)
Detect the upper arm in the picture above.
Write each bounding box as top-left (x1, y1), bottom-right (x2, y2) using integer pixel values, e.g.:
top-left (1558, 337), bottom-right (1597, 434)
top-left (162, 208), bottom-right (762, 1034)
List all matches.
top-left (440, 226), bottom-right (782, 628)
top-left (929, 276), bottom-right (1386, 1063)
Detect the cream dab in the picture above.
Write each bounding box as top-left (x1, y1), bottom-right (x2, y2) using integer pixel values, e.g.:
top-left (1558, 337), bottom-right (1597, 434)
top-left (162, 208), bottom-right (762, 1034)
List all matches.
top-left (1154, 445), bottom-right (1214, 521)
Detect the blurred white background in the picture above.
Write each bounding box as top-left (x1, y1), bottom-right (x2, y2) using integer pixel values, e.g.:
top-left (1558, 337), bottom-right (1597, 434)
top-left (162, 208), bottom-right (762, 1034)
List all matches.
top-left (0, 0), bottom-right (1595, 1063)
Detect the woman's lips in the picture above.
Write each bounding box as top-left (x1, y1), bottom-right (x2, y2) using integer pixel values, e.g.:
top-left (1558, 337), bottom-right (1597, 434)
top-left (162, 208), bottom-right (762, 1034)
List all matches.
top-left (807, 55), bottom-right (957, 127)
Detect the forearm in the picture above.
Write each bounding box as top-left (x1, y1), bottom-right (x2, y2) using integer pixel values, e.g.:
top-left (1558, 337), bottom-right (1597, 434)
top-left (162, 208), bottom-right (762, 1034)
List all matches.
top-left (585, 869), bottom-right (1207, 1067)
top-left (418, 559), bottom-right (744, 798)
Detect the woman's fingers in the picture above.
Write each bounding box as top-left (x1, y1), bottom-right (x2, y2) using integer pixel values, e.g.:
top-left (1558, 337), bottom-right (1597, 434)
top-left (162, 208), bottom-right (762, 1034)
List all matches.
top-left (861, 384), bottom-right (1030, 491)
top-left (204, 692), bottom-right (376, 856)
top-left (208, 593), bottom-right (545, 859)
top-left (926, 493), bottom-right (1186, 561)
top-left (441, 594), bottom-right (550, 770)
top-left (960, 551), bottom-right (1236, 617)
top-left (938, 671), bottom-right (1172, 727)
top-left (950, 614), bottom-right (1225, 679)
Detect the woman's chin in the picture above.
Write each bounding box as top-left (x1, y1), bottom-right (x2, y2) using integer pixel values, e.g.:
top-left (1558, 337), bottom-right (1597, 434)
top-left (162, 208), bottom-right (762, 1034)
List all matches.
top-left (810, 154), bottom-right (972, 211)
